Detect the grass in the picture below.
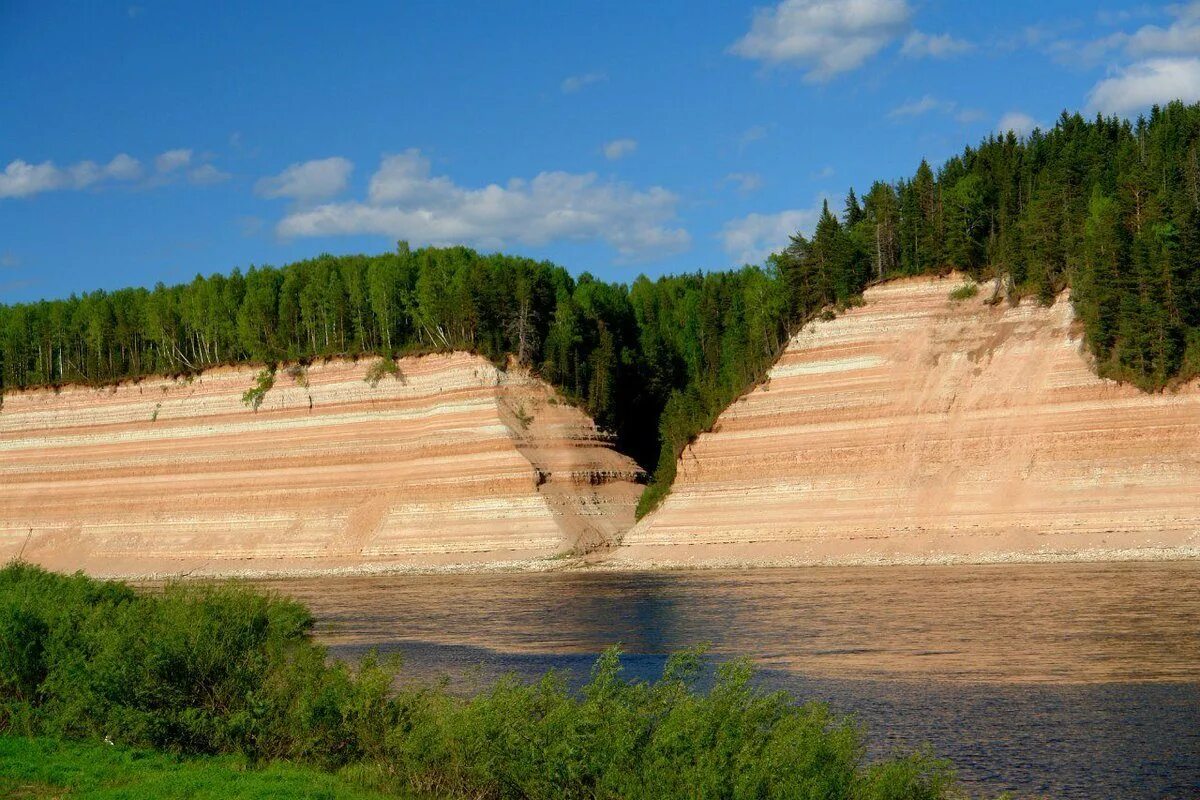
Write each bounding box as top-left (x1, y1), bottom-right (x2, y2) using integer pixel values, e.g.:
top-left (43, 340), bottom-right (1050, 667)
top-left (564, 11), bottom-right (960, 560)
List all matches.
top-left (0, 736), bottom-right (399, 799)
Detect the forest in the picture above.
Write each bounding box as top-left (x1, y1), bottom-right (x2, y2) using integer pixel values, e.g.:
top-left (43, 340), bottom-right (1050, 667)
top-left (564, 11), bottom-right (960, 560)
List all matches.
top-left (3, 101), bottom-right (1200, 513)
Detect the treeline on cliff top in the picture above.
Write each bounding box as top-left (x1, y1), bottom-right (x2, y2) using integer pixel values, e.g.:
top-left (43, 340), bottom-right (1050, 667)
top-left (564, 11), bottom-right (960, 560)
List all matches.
top-left (0, 563), bottom-right (960, 799)
top-left (3, 102), bottom-right (1200, 510)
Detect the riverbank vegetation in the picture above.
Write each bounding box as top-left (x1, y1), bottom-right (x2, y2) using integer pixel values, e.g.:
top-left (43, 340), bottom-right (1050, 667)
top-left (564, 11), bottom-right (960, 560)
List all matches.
top-left (3, 102), bottom-right (1200, 511)
top-left (0, 736), bottom-right (397, 799)
top-left (0, 563), bottom-right (966, 799)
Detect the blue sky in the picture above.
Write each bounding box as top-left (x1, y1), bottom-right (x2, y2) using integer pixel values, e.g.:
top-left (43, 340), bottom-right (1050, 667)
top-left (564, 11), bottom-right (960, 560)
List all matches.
top-left (4, 1), bottom-right (1200, 303)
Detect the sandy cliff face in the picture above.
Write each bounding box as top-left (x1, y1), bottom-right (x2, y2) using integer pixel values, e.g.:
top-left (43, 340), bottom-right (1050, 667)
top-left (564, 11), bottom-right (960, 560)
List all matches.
top-left (617, 276), bottom-right (1200, 567)
top-left (0, 352), bottom-right (642, 577)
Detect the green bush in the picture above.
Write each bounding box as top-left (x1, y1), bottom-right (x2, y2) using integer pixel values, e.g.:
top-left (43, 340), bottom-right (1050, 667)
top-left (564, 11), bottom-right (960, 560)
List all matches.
top-left (0, 563), bottom-right (393, 766)
top-left (241, 367), bottom-right (276, 412)
top-left (0, 564), bottom-right (968, 799)
top-left (948, 283), bottom-right (979, 301)
top-left (364, 358), bottom-right (403, 388)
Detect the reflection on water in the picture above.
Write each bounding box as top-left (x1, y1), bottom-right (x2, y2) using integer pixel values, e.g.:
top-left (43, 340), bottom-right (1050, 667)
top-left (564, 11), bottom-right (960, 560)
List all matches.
top-left (263, 562), bottom-right (1200, 799)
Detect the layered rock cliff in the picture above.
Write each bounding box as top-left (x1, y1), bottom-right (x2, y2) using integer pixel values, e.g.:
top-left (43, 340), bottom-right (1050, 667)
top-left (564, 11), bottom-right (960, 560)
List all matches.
top-left (0, 352), bottom-right (642, 577)
top-left (615, 275), bottom-right (1200, 567)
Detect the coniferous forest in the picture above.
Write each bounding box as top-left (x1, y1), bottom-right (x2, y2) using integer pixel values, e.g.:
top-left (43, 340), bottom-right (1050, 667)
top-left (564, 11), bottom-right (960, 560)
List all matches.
top-left (4, 103), bottom-right (1200, 513)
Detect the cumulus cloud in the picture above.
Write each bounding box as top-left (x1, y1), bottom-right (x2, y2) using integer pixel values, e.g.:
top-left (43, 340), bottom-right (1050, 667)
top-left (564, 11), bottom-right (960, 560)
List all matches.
top-left (1111, 2), bottom-right (1200, 58)
top-left (1087, 57), bottom-right (1200, 114)
top-left (103, 153), bottom-right (143, 181)
top-left (997, 111), bottom-right (1042, 137)
top-left (155, 148), bottom-right (192, 174)
top-left (724, 172), bottom-right (764, 193)
top-left (273, 150), bottom-right (690, 261)
top-left (6, 162), bottom-right (66, 197)
top-left (729, 0), bottom-right (912, 81)
top-left (1061, 5), bottom-right (1200, 116)
top-left (0, 148), bottom-right (228, 199)
top-left (901, 30), bottom-right (972, 58)
top-left (255, 157), bottom-right (353, 203)
top-left (0, 154), bottom-right (144, 199)
top-left (602, 138), bottom-right (638, 160)
top-left (561, 71), bottom-right (607, 93)
top-left (721, 203), bottom-right (824, 265)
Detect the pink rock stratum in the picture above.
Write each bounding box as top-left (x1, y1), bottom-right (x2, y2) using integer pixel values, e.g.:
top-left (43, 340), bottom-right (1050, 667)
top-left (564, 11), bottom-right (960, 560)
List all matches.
top-left (0, 352), bottom-right (642, 578)
top-left (615, 275), bottom-right (1200, 568)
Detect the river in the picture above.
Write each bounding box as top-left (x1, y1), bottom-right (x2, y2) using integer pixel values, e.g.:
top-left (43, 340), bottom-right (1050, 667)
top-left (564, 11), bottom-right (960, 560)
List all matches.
top-left (263, 562), bottom-right (1200, 799)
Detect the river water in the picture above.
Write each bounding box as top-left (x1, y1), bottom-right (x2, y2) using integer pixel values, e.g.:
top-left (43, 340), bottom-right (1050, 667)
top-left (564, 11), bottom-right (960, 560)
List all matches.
top-left (264, 562), bottom-right (1200, 799)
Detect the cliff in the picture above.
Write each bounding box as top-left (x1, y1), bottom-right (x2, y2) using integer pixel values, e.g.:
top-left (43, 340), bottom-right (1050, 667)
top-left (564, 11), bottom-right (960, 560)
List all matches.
top-left (0, 352), bottom-right (642, 578)
top-left (5, 275), bottom-right (1198, 577)
top-left (615, 275), bottom-right (1200, 567)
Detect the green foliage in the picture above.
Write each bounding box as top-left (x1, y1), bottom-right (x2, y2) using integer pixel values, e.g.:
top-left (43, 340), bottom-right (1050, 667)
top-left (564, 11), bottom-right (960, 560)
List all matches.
top-left (948, 283), bottom-right (979, 301)
top-left (0, 736), bottom-right (400, 799)
top-left (0, 564), bottom-right (967, 800)
top-left (512, 401), bottom-right (534, 430)
top-left (364, 358), bottom-right (401, 388)
top-left (0, 563), bottom-right (397, 767)
top-left (241, 367), bottom-right (276, 412)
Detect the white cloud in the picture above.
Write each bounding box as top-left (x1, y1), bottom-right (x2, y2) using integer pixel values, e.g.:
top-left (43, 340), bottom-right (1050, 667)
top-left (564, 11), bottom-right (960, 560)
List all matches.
top-left (729, 0), bottom-right (912, 81)
top-left (888, 94), bottom-right (953, 118)
top-left (1119, 2), bottom-right (1200, 57)
top-left (1057, 3), bottom-right (1200, 65)
top-left (901, 30), bottom-right (972, 58)
top-left (274, 149), bottom-right (690, 261)
top-left (1086, 57), bottom-right (1200, 114)
top-left (0, 153), bottom-right (143, 199)
top-left (997, 111), bottom-right (1041, 137)
top-left (103, 153), bottom-right (143, 181)
top-left (602, 138), bottom-right (638, 160)
top-left (886, 95), bottom-right (982, 124)
top-left (812, 165), bottom-right (836, 179)
top-left (188, 164), bottom-right (231, 185)
top-left (724, 172), bottom-right (764, 193)
top-left (561, 71), bottom-right (607, 93)
top-left (255, 157), bottom-right (353, 203)
top-left (721, 203), bottom-right (824, 265)
top-left (155, 148), bottom-right (192, 173)
top-left (1, 252), bottom-right (19, 269)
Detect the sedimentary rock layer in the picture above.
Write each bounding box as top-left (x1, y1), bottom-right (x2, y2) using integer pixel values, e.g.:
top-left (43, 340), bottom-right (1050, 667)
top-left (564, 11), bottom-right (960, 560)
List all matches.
top-left (0, 352), bottom-right (642, 577)
top-left (617, 276), bottom-right (1200, 567)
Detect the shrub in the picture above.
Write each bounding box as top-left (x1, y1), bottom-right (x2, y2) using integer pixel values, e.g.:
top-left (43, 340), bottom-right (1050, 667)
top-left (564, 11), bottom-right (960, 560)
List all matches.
top-left (0, 564), bottom-right (966, 799)
top-left (364, 358), bottom-right (403, 388)
top-left (949, 283), bottom-right (979, 301)
top-left (241, 367), bottom-right (276, 412)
